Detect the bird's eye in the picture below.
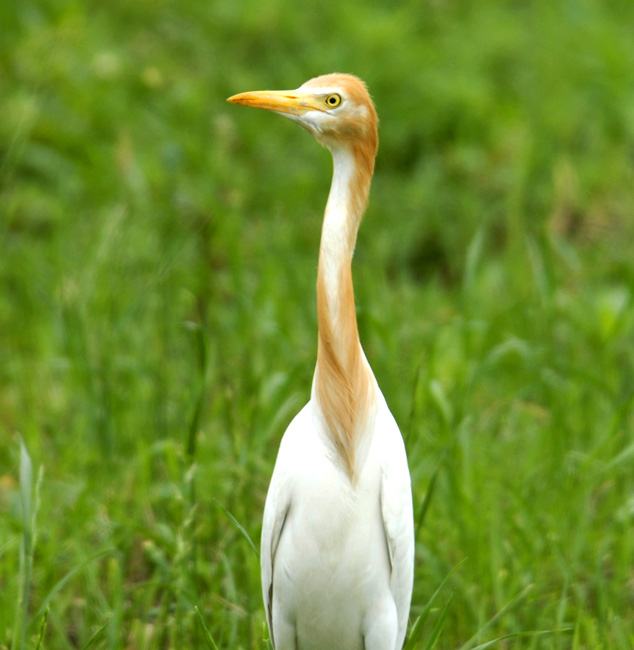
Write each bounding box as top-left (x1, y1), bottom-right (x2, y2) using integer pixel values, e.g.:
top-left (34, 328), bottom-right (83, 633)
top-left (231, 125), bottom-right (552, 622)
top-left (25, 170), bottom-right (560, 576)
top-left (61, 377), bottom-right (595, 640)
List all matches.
top-left (326, 93), bottom-right (342, 108)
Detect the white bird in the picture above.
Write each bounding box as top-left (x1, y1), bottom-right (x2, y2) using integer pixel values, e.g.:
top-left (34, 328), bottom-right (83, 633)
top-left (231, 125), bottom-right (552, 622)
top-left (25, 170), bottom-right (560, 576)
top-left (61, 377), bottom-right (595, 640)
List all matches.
top-left (228, 74), bottom-right (414, 650)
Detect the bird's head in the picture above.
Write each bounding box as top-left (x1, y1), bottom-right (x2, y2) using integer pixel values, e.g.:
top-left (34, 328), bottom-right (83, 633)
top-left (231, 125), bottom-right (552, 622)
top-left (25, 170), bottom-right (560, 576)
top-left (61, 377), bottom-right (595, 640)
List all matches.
top-left (228, 73), bottom-right (378, 160)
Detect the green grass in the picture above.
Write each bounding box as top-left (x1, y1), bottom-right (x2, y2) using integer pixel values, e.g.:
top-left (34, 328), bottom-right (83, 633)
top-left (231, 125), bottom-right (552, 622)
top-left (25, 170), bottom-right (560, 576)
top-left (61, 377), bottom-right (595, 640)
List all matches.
top-left (1, 0), bottom-right (634, 648)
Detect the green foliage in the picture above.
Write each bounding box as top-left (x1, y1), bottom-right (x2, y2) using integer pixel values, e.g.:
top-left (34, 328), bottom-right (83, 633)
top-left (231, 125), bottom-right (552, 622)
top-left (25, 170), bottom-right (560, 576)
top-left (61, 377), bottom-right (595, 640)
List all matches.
top-left (1, 0), bottom-right (634, 647)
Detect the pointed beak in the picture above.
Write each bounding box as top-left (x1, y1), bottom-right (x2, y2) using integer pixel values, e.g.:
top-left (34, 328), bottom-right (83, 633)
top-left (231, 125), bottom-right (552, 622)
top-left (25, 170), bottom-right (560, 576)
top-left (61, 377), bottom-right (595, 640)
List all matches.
top-left (227, 89), bottom-right (324, 116)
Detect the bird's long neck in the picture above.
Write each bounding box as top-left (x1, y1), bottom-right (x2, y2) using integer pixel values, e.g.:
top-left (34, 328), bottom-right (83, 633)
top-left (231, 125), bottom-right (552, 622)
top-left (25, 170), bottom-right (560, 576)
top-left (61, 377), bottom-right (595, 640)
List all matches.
top-left (314, 145), bottom-right (375, 479)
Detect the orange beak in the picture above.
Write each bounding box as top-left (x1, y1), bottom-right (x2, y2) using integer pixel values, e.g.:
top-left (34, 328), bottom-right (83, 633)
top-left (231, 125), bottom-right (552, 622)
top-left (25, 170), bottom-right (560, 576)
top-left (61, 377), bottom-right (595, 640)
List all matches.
top-left (227, 89), bottom-right (325, 116)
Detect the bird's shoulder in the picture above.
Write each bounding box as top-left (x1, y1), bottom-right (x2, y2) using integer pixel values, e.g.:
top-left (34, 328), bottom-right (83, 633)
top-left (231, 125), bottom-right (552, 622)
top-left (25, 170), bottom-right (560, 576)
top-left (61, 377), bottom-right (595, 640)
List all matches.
top-left (372, 390), bottom-right (410, 473)
top-left (268, 393), bottom-right (409, 493)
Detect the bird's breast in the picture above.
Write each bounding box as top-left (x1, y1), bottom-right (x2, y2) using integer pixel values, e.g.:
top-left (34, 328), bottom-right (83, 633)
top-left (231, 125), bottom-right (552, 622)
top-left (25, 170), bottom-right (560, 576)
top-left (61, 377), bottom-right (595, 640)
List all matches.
top-left (273, 405), bottom-right (391, 608)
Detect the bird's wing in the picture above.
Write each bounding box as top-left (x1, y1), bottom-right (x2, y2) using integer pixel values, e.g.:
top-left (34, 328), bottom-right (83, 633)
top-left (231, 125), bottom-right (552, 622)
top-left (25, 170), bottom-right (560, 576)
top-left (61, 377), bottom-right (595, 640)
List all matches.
top-left (261, 465), bottom-right (291, 649)
top-left (380, 424), bottom-right (414, 650)
top-left (261, 404), bottom-right (312, 647)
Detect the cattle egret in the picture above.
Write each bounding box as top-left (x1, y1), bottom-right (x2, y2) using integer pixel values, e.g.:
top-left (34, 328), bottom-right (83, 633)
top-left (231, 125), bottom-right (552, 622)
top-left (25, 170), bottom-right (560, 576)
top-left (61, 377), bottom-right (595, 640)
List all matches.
top-left (228, 74), bottom-right (414, 650)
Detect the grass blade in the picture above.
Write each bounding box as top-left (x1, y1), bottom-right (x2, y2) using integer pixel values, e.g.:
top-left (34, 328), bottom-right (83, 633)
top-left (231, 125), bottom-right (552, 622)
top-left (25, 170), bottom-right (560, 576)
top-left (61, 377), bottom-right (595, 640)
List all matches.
top-left (423, 592), bottom-right (454, 650)
top-left (31, 548), bottom-right (114, 624)
top-left (415, 465), bottom-right (439, 540)
top-left (404, 559), bottom-right (466, 650)
top-left (13, 437), bottom-right (34, 650)
top-left (462, 227), bottom-right (486, 298)
top-left (404, 612), bottom-right (431, 650)
top-left (185, 320), bottom-right (208, 458)
top-left (404, 355), bottom-right (426, 449)
top-left (19, 439), bottom-right (33, 530)
top-left (469, 628), bottom-right (573, 650)
top-left (214, 499), bottom-right (259, 559)
top-left (194, 606), bottom-right (219, 650)
top-left (82, 617), bottom-right (112, 650)
top-left (34, 606), bottom-right (49, 650)
top-left (458, 584), bottom-right (534, 650)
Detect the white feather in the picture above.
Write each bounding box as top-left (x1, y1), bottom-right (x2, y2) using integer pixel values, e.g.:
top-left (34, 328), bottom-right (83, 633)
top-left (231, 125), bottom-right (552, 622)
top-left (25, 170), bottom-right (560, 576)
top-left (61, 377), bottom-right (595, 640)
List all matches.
top-left (261, 390), bottom-right (413, 650)
top-left (230, 74), bottom-right (415, 650)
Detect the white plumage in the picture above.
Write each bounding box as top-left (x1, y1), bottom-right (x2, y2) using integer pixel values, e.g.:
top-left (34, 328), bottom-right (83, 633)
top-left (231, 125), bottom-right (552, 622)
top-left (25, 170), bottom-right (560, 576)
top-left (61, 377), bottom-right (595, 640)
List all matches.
top-left (229, 73), bottom-right (414, 650)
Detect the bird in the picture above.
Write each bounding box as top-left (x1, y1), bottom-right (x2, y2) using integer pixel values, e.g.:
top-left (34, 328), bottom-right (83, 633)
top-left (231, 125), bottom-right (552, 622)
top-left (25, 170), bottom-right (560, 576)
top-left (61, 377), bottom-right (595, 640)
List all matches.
top-left (228, 74), bottom-right (414, 650)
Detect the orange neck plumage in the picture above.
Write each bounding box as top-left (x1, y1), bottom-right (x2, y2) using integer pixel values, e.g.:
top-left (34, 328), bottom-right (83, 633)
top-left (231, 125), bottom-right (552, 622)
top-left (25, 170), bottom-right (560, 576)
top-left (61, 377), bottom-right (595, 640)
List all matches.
top-left (314, 138), bottom-right (377, 479)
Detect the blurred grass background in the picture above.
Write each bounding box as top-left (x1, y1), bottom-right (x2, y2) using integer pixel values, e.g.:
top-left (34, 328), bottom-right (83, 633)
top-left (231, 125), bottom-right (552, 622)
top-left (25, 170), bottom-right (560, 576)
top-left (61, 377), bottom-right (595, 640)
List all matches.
top-left (1, 0), bottom-right (634, 647)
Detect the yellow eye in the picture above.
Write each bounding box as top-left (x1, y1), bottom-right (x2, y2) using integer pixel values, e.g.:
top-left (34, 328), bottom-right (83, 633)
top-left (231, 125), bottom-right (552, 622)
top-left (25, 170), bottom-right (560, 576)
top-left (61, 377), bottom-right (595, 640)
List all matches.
top-left (326, 93), bottom-right (342, 108)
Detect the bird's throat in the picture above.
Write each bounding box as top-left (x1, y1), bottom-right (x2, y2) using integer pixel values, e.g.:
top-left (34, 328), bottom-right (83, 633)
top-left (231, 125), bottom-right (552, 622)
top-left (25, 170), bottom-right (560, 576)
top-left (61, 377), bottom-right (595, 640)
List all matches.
top-left (314, 147), bottom-right (375, 480)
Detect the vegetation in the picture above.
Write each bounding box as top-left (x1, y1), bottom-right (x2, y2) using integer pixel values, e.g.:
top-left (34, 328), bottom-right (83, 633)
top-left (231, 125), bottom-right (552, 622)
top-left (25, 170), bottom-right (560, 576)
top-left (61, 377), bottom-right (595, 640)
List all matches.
top-left (1, 0), bottom-right (634, 647)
